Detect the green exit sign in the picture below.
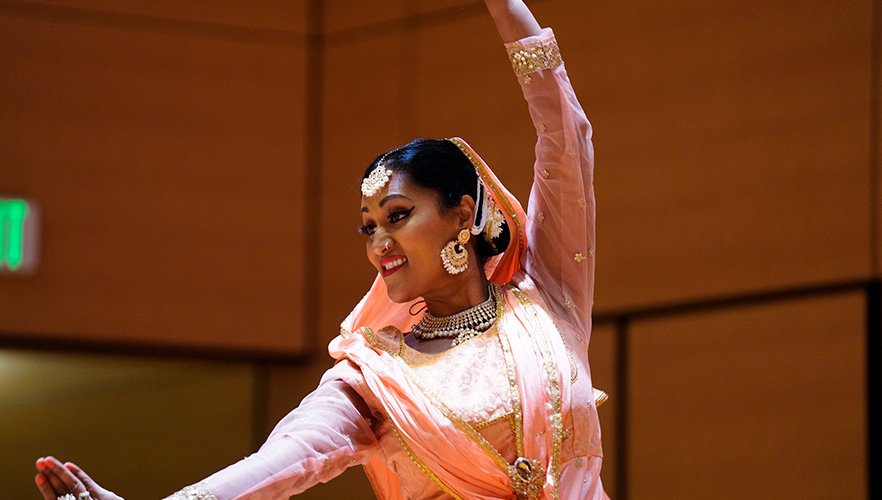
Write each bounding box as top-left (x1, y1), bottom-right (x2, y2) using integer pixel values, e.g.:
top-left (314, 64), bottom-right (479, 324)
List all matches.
top-left (1, 196), bottom-right (39, 274)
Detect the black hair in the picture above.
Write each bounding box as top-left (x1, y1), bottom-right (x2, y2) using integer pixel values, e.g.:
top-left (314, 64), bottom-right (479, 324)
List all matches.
top-left (363, 138), bottom-right (510, 263)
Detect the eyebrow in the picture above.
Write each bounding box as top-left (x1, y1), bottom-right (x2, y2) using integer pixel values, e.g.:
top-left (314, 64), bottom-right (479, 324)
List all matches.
top-left (361, 194), bottom-right (414, 212)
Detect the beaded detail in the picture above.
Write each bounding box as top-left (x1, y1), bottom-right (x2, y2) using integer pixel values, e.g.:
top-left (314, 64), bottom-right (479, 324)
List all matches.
top-left (507, 35), bottom-right (562, 76)
top-left (412, 287), bottom-right (497, 346)
top-left (484, 196), bottom-right (505, 239)
top-left (168, 484), bottom-right (218, 500)
top-left (361, 157), bottom-right (391, 197)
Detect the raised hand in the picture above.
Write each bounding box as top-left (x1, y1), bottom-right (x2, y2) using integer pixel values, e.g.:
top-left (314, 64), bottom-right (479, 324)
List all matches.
top-left (35, 457), bottom-right (125, 500)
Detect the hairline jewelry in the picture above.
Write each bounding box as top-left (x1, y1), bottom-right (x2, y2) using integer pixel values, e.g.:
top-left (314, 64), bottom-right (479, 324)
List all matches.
top-left (362, 152), bottom-right (392, 197)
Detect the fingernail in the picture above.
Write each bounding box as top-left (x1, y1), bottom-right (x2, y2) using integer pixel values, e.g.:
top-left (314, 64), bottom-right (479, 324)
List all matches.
top-left (36, 474), bottom-right (46, 485)
top-left (37, 461), bottom-right (45, 471)
top-left (65, 463), bottom-right (74, 470)
top-left (46, 460), bottom-right (54, 469)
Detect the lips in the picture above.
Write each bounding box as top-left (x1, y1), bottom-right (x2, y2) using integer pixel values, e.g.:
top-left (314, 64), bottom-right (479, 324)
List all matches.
top-left (381, 255), bottom-right (407, 277)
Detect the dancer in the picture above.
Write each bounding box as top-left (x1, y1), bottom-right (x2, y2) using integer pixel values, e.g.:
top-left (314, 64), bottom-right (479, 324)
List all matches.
top-left (35, 0), bottom-right (607, 498)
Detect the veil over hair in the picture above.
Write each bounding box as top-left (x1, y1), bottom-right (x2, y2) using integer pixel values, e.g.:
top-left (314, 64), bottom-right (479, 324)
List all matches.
top-left (447, 137), bottom-right (527, 286)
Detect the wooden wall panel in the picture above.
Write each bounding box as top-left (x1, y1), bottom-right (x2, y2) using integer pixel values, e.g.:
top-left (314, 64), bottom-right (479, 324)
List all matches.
top-left (323, 0), bottom-right (405, 34)
top-left (0, 11), bottom-right (307, 353)
top-left (2, 350), bottom-right (254, 500)
top-left (627, 293), bottom-right (866, 500)
top-left (869, 38), bottom-right (882, 276)
top-left (587, 323), bottom-right (619, 499)
top-left (8, 0), bottom-right (307, 33)
top-left (318, 33), bottom-right (408, 344)
top-left (575, 0), bottom-right (874, 310)
top-left (410, 14), bottom-right (536, 204)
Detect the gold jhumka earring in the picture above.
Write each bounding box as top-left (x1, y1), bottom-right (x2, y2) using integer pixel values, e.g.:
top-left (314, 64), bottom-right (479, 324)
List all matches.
top-left (441, 228), bottom-right (470, 274)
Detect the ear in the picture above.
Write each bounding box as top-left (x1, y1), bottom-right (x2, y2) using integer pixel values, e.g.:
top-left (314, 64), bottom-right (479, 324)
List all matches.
top-left (453, 194), bottom-right (476, 229)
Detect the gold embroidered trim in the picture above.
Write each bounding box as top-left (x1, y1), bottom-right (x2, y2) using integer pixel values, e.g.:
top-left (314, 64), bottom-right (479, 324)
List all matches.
top-left (507, 35), bottom-right (562, 76)
top-left (388, 417), bottom-right (464, 500)
top-left (361, 465), bottom-right (383, 500)
top-left (564, 337), bottom-right (579, 384)
top-left (357, 284), bottom-right (558, 499)
top-left (511, 288), bottom-right (564, 499)
top-left (473, 411), bottom-right (516, 432)
top-left (494, 286), bottom-right (526, 458)
top-left (362, 326), bottom-right (405, 357)
top-left (358, 286), bottom-right (515, 496)
top-left (594, 388), bottom-right (609, 407)
top-left (389, 332), bottom-right (512, 471)
top-left (168, 484), bottom-right (218, 500)
top-left (398, 327), bottom-right (496, 367)
top-left (553, 319), bottom-right (578, 384)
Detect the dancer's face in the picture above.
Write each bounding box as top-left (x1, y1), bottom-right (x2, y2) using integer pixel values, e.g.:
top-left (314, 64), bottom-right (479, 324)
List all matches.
top-left (360, 172), bottom-right (468, 303)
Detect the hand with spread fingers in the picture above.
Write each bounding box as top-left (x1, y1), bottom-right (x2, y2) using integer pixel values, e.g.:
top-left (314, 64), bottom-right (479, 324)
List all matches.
top-left (35, 457), bottom-right (125, 500)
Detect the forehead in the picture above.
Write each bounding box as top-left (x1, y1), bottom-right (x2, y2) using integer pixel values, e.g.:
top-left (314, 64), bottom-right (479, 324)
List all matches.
top-left (360, 171), bottom-right (437, 210)
top-left (383, 171), bottom-right (409, 193)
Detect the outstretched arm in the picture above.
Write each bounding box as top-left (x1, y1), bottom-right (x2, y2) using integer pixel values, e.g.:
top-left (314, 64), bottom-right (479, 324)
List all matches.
top-left (483, 0), bottom-right (542, 42)
top-left (34, 362), bottom-right (379, 500)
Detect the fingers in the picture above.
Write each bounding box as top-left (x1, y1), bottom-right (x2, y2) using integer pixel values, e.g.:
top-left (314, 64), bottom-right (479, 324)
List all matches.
top-left (66, 462), bottom-right (100, 495)
top-left (36, 457), bottom-right (64, 497)
top-left (36, 456), bottom-right (86, 497)
top-left (66, 462), bottom-right (125, 500)
top-left (35, 469), bottom-right (58, 500)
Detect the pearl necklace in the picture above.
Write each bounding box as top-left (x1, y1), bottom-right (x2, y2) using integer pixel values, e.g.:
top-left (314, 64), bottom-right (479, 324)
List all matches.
top-left (411, 287), bottom-right (498, 346)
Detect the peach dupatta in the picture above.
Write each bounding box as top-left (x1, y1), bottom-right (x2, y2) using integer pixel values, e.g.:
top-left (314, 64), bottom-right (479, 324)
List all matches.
top-left (329, 277), bottom-right (571, 500)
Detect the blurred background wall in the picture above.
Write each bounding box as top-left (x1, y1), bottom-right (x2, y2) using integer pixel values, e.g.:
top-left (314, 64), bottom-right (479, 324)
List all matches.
top-left (1, 1), bottom-right (879, 499)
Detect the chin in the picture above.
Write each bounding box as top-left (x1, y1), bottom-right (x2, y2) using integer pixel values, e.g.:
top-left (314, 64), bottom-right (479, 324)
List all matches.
top-left (384, 281), bottom-right (418, 304)
top-left (385, 289), bottom-right (415, 304)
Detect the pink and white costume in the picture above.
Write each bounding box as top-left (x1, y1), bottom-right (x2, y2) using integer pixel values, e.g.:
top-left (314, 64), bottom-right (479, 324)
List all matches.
top-left (166, 28), bottom-right (607, 500)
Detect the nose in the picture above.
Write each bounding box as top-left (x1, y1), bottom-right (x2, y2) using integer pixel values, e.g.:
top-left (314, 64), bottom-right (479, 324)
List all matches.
top-left (371, 234), bottom-right (392, 256)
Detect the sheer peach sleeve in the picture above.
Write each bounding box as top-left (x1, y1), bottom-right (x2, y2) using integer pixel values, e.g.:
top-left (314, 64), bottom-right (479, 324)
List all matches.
top-left (508, 28), bottom-right (596, 339)
top-left (162, 361), bottom-right (380, 500)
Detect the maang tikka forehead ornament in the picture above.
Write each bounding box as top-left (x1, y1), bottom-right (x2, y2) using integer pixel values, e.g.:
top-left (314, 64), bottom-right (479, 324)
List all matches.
top-left (362, 153), bottom-right (392, 197)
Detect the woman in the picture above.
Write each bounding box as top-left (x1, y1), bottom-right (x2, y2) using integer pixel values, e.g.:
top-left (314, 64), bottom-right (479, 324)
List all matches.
top-left (35, 0), bottom-right (607, 498)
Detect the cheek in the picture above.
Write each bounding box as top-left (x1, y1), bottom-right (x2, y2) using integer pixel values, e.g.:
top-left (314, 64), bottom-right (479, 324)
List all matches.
top-left (365, 240), bottom-right (378, 267)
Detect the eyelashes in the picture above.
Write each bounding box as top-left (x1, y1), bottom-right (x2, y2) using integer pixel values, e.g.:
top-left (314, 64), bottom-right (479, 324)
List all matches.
top-left (359, 206), bottom-right (415, 236)
top-left (388, 206), bottom-right (414, 223)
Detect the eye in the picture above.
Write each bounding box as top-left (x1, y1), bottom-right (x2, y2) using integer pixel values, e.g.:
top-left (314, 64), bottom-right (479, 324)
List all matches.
top-left (358, 224), bottom-right (376, 236)
top-left (388, 206), bottom-right (414, 224)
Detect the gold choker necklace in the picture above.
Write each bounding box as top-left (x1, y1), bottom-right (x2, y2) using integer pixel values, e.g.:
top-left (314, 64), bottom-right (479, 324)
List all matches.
top-left (411, 287), bottom-right (497, 346)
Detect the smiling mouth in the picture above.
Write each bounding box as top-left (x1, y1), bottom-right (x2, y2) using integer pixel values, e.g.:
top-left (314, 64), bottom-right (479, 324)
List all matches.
top-left (382, 256), bottom-right (407, 276)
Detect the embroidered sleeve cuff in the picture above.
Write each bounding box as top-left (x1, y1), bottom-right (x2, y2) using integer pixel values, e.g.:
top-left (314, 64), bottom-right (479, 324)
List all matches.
top-left (166, 484), bottom-right (219, 500)
top-left (505, 28), bottom-right (562, 77)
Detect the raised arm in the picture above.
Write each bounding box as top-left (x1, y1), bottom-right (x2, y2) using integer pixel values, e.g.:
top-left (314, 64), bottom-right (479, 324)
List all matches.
top-left (483, 0), bottom-right (542, 42)
top-left (487, 1), bottom-right (597, 337)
